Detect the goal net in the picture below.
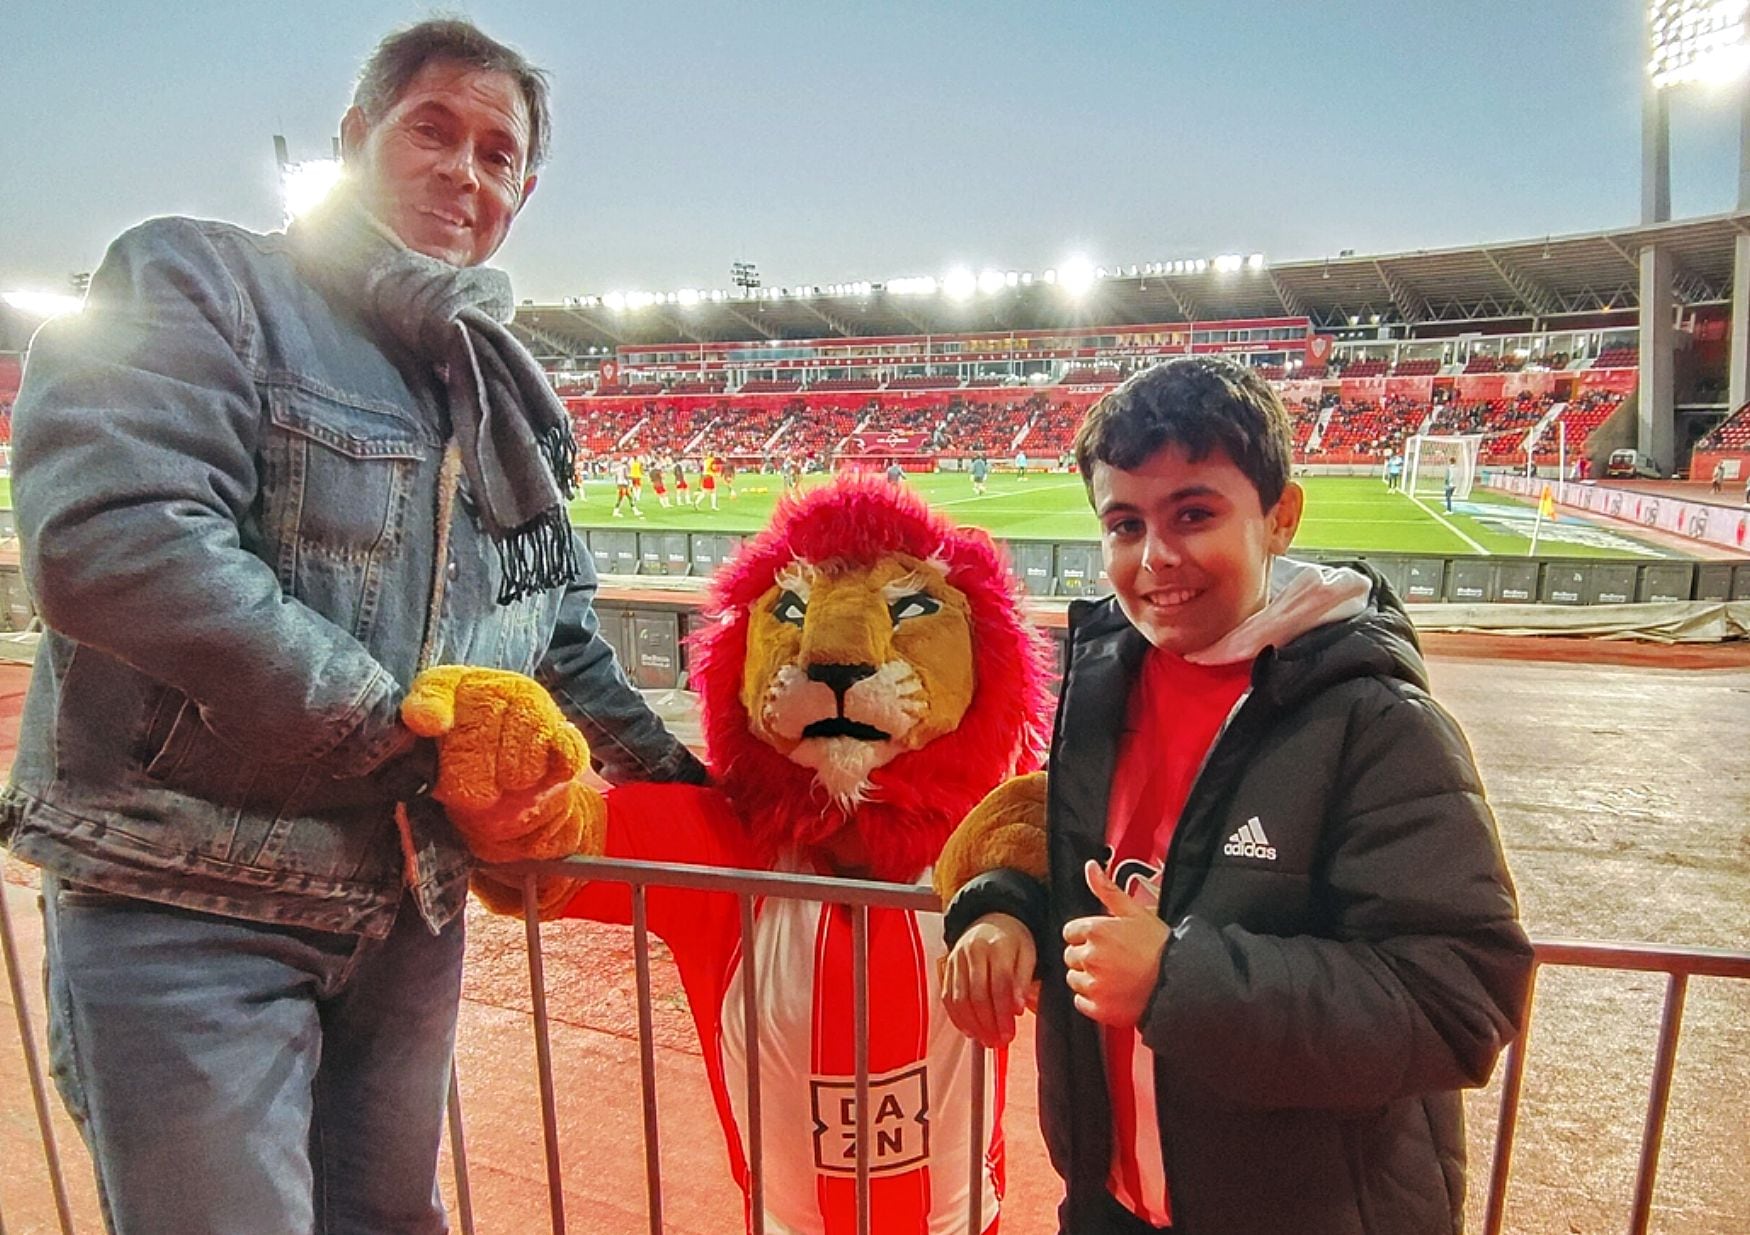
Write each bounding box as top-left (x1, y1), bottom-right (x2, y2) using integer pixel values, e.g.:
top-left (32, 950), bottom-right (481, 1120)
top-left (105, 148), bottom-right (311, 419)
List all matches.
top-left (1403, 434), bottom-right (1481, 503)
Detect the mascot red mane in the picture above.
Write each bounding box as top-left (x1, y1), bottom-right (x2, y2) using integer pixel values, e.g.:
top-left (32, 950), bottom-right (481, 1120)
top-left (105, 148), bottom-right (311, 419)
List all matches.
top-left (451, 474), bottom-right (1052, 1234)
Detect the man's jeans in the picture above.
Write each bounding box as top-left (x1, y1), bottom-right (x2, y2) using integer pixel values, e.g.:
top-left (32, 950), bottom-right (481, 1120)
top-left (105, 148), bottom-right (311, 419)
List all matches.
top-left (41, 875), bottom-right (466, 1235)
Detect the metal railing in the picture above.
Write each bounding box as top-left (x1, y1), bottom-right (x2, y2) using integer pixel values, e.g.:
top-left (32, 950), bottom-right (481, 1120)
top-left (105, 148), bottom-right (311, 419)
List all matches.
top-left (486, 855), bottom-right (980, 1235)
top-left (4, 854), bottom-right (1748, 1235)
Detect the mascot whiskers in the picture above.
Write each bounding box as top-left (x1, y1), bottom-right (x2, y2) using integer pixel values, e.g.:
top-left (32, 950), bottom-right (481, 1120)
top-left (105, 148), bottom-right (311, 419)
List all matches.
top-left (409, 474), bottom-right (1052, 1235)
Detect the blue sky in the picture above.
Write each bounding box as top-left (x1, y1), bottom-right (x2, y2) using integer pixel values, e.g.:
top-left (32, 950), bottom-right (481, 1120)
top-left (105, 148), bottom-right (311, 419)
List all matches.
top-left (3, 1), bottom-right (1743, 302)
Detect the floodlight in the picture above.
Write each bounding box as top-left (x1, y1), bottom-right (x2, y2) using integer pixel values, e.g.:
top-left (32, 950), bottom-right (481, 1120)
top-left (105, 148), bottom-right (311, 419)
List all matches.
top-left (1247, 253), bottom-right (1267, 270)
top-left (1213, 254), bottom-right (1243, 273)
top-left (1649, 0), bottom-right (1750, 88)
top-left (1020, 271), bottom-right (1034, 285)
top-left (281, 158), bottom-right (344, 221)
top-left (943, 268), bottom-right (978, 301)
top-left (2, 290), bottom-right (83, 318)
top-left (1057, 256), bottom-right (1096, 297)
top-left (977, 269), bottom-right (1006, 295)
top-left (1042, 268), bottom-right (1058, 285)
top-left (677, 288), bottom-right (700, 306)
top-left (603, 291), bottom-right (628, 311)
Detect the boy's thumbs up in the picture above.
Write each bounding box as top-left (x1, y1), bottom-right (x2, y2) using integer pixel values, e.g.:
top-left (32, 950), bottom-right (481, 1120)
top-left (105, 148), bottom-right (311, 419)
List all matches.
top-left (1062, 859), bottom-right (1171, 1029)
top-left (1084, 859), bottom-right (1156, 917)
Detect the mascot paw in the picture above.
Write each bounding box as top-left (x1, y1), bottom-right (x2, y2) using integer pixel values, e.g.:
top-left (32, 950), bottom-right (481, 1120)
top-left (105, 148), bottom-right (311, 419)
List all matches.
top-left (450, 778), bottom-right (607, 866)
top-left (402, 666), bottom-right (588, 812)
top-left (933, 771), bottom-right (1049, 906)
top-left (460, 779), bottom-right (606, 919)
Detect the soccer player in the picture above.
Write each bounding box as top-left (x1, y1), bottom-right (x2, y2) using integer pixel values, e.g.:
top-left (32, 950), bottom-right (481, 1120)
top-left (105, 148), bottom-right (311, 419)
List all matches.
top-left (971, 452), bottom-right (990, 495)
top-left (939, 356), bottom-right (1530, 1235)
top-left (612, 457), bottom-right (642, 518)
top-left (649, 458), bottom-right (670, 508)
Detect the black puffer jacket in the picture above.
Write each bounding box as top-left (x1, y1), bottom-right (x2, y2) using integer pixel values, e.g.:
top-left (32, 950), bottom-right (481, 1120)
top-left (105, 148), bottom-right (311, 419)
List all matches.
top-left (948, 568), bottom-right (1532, 1235)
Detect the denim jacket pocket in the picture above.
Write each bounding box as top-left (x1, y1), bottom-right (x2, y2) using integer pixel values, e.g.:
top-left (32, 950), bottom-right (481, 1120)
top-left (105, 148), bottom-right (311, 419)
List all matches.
top-left (260, 383), bottom-right (433, 642)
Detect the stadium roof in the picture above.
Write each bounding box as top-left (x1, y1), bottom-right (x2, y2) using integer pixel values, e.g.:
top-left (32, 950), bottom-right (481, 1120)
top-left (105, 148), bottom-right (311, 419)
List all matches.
top-left (509, 212), bottom-right (1750, 361)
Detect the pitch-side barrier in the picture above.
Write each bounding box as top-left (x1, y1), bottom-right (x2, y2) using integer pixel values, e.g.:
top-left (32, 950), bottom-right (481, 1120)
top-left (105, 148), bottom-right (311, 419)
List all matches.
top-left (4, 854), bottom-right (1748, 1235)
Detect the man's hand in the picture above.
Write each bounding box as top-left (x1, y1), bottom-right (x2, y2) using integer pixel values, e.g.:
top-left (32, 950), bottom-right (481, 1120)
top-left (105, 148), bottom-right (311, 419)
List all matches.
top-left (940, 913), bottom-right (1038, 1047)
top-left (1062, 860), bottom-right (1169, 1029)
top-left (402, 666), bottom-right (588, 811)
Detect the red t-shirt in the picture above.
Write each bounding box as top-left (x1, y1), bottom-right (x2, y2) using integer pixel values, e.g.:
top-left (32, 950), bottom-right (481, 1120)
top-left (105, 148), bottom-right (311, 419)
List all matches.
top-left (1101, 646), bottom-right (1252, 1226)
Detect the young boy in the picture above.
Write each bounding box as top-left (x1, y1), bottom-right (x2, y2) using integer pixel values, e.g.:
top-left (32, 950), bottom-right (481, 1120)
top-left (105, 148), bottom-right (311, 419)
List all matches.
top-left (939, 356), bottom-right (1531, 1235)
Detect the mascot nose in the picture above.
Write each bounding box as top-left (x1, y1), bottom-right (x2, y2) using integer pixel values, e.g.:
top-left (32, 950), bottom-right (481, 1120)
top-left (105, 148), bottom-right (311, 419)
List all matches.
top-left (807, 662), bottom-right (876, 701)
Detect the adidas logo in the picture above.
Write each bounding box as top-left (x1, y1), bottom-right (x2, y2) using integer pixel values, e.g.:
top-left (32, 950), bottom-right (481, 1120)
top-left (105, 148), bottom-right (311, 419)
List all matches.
top-left (1222, 817), bottom-right (1277, 862)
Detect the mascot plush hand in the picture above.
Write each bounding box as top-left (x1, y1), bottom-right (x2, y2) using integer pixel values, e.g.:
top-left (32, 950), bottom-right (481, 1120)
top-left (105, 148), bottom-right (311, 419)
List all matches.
top-left (468, 473), bottom-right (1052, 1235)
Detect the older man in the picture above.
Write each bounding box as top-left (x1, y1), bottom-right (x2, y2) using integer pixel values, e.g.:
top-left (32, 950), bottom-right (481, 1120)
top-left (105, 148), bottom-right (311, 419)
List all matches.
top-left (3, 20), bottom-right (702, 1234)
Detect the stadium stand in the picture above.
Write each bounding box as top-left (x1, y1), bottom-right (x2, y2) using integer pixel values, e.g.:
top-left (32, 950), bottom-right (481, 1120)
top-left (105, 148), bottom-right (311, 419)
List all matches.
top-left (737, 379), bottom-right (803, 393)
top-left (1062, 366), bottom-right (1122, 385)
top-left (1391, 358), bottom-right (1441, 377)
top-left (1335, 358), bottom-right (1388, 378)
top-left (1462, 354), bottom-right (1502, 375)
top-left (667, 380), bottom-right (726, 395)
top-left (1593, 346), bottom-right (1639, 369)
top-left (1549, 390), bottom-right (1627, 458)
top-left (885, 375), bottom-right (962, 391)
top-left (1695, 404), bottom-right (1750, 453)
top-left (626, 400), bottom-right (720, 452)
top-left (807, 377), bottom-right (881, 392)
top-left (566, 398), bottom-right (645, 453)
top-left (1310, 395), bottom-right (1424, 462)
top-left (949, 399), bottom-right (1038, 454)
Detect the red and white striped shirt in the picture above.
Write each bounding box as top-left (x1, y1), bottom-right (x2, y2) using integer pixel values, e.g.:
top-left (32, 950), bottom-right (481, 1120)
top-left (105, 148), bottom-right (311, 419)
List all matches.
top-left (565, 782), bottom-right (1005, 1235)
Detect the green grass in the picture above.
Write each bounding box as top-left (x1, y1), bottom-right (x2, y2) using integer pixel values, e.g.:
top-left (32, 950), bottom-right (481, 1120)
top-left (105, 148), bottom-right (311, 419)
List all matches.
top-left (574, 472), bottom-right (1678, 560)
top-left (0, 471), bottom-right (1674, 560)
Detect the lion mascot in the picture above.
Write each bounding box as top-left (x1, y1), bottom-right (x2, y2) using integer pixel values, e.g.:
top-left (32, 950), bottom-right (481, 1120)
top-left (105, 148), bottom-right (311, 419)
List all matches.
top-left (405, 473), bottom-right (1053, 1235)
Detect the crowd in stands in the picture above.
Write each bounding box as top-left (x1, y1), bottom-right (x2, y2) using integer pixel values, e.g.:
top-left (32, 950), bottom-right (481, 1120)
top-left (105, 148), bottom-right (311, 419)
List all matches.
top-left (948, 398), bottom-right (1039, 454)
top-left (553, 355), bottom-right (1639, 471)
top-left (781, 405), bottom-right (859, 459)
top-left (1306, 395), bottom-right (1424, 461)
top-left (1023, 400), bottom-right (1088, 454)
top-left (1695, 404), bottom-right (1750, 453)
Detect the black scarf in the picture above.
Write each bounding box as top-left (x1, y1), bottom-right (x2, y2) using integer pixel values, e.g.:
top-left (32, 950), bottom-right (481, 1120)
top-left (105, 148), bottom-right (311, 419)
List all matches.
top-left (291, 189), bottom-right (578, 604)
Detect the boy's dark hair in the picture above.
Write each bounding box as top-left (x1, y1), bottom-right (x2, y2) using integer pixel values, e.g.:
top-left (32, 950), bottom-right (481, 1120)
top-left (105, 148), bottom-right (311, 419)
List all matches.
top-left (354, 19), bottom-right (553, 172)
top-left (1072, 356), bottom-right (1294, 509)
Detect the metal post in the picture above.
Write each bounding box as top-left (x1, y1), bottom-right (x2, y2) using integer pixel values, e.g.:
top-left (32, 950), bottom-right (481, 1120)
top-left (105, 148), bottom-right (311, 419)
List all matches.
top-left (631, 885), bottom-right (665, 1235)
top-left (0, 871), bottom-right (77, 1235)
top-left (739, 895), bottom-right (767, 1235)
top-left (1628, 972), bottom-right (1690, 1235)
top-left (966, 1045), bottom-right (986, 1235)
top-left (852, 905), bottom-right (872, 1235)
top-left (1483, 963), bottom-right (1538, 1235)
top-left (523, 876), bottom-right (568, 1235)
top-left (447, 1068), bottom-right (477, 1235)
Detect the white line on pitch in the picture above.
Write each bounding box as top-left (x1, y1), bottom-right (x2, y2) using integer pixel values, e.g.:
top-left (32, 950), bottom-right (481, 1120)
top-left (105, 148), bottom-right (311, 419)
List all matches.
top-left (1403, 491), bottom-right (1489, 555)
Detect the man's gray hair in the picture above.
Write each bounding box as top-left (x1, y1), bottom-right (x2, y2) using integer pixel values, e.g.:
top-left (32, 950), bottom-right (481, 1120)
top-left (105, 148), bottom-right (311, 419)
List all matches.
top-left (352, 18), bottom-right (552, 172)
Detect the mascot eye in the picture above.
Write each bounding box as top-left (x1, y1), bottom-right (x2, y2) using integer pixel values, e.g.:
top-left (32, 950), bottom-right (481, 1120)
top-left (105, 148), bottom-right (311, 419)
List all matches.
top-left (773, 589), bottom-right (807, 627)
top-left (888, 591), bottom-right (941, 624)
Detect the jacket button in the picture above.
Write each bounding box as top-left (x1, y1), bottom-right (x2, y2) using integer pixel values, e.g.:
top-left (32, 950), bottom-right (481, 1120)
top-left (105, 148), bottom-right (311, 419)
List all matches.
top-left (446, 559), bottom-right (459, 582)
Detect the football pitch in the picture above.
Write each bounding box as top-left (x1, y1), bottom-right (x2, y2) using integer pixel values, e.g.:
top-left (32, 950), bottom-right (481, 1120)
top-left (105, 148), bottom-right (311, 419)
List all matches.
top-left (0, 473), bottom-right (1678, 560)
top-left (574, 472), bottom-right (1680, 560)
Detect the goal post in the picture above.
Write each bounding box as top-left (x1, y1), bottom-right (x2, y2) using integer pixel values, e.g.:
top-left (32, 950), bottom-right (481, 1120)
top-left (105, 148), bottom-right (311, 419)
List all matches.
top-left (1403, 434), bottom-right (1482, 503)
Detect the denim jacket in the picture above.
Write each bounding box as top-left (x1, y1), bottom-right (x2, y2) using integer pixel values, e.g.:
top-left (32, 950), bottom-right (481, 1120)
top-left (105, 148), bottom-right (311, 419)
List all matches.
top-left (1, 216), bottom-right (703, 937)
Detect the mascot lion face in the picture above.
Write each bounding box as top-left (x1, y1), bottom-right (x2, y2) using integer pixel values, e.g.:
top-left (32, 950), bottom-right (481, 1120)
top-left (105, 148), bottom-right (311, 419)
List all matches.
top-left (691, 474), bottom-right (1052, 882)
top-left (740, 552), bottom-right (976, 802)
